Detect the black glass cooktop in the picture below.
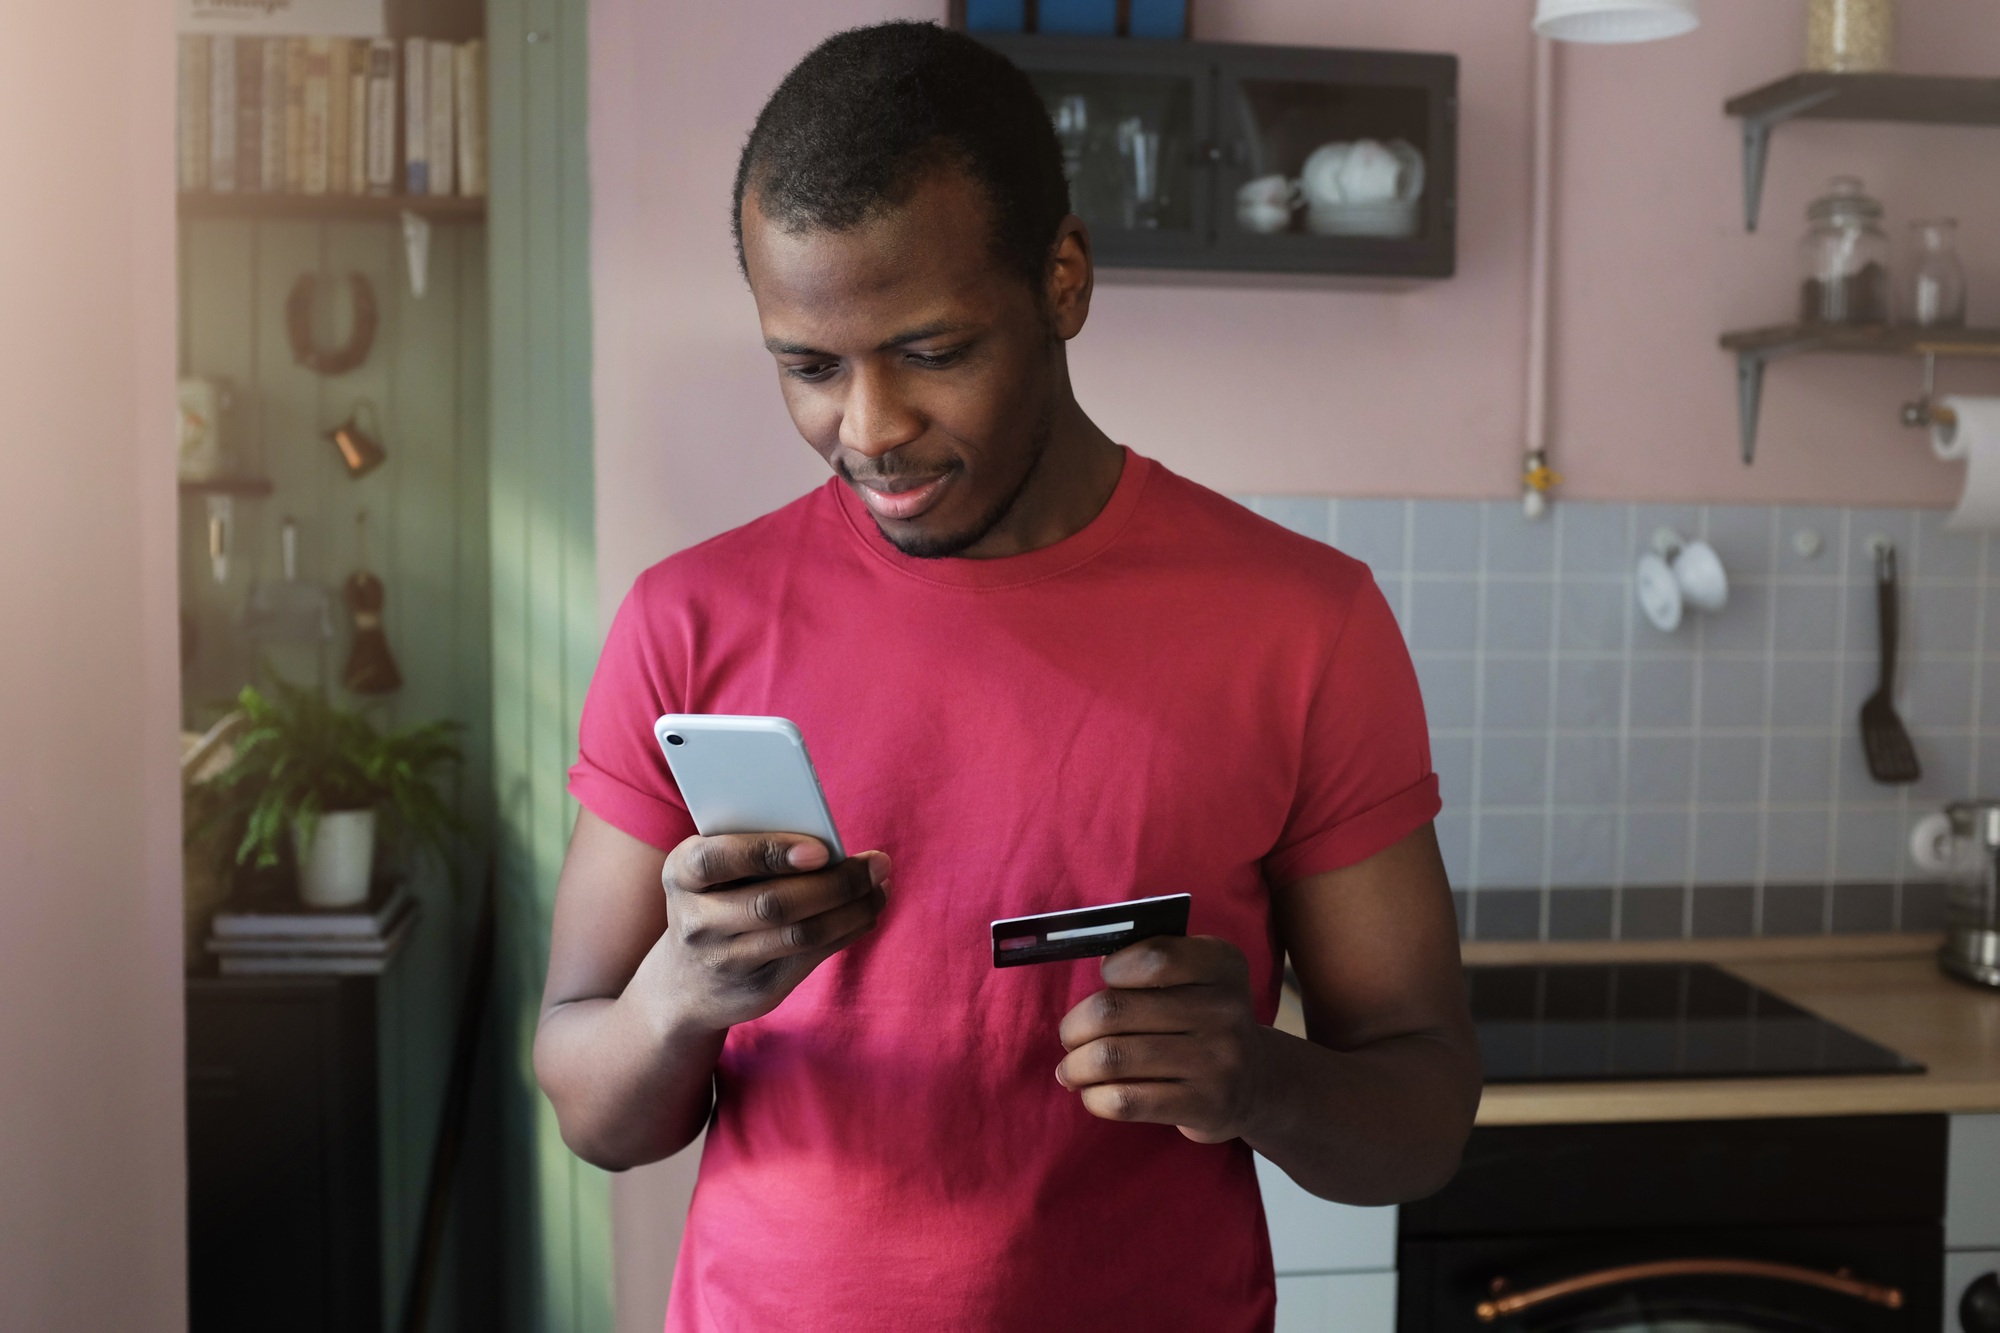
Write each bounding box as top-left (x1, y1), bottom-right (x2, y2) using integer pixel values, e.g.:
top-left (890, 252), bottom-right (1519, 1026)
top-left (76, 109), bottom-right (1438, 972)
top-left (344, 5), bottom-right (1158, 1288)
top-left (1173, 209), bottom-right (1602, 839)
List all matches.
top-left (1467, 963), bottom-right (1924, 1084)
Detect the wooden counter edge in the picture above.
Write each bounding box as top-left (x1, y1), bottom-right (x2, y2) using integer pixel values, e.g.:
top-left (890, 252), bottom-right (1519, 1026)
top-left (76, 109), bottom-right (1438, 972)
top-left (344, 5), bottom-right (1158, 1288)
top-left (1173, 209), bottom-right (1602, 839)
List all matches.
top-left (1460, 932), bottom-right (1938, 968)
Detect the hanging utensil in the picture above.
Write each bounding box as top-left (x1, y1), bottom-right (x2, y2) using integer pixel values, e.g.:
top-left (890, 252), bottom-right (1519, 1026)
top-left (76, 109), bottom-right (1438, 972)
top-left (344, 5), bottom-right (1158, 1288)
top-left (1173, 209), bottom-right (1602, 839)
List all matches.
top-left (341, 508), bottom-right (403, 695)
top-left (1860, 538), bottom-right (1920, 784)
top-left (239, 516), bottom-right (334, 644)
top-left (327, 399), bottom-right (388, 478)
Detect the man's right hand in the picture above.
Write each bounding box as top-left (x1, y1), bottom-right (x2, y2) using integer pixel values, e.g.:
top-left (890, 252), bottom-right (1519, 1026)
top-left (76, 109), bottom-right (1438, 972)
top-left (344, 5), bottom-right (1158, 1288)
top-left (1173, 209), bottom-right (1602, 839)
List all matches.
top-left (657, 833), bottom-right (890, 1032)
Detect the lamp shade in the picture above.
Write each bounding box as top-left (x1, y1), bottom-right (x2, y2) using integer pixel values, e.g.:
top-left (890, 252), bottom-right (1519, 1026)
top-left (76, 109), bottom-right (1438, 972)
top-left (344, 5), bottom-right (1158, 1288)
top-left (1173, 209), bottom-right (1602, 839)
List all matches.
top-left (1532, 0), bottom-right (1698, 42)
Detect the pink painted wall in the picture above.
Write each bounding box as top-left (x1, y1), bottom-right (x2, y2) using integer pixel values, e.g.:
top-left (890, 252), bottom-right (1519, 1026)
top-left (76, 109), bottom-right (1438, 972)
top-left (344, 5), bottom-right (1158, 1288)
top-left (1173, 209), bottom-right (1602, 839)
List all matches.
top-left (589, 1), bottom-right (2000, 1316)
top-left (0, 1), bottom-right (187, 1327)
top-left (592, 1), bottom-right (2000, 615)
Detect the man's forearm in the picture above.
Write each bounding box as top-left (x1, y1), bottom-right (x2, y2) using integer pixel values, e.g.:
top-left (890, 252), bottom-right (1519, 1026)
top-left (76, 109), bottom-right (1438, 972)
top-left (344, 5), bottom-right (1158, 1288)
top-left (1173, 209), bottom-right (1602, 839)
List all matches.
top-left (534, 941), bottom-right (727, 1171)
top-left (1239, 1025), bottom-right (1480, 1206)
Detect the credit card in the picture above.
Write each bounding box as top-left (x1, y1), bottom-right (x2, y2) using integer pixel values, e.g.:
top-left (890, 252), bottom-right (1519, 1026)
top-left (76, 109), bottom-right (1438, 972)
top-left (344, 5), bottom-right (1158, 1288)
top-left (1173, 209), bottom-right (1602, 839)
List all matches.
top-left (990, 893), bottom-right (1192, 968)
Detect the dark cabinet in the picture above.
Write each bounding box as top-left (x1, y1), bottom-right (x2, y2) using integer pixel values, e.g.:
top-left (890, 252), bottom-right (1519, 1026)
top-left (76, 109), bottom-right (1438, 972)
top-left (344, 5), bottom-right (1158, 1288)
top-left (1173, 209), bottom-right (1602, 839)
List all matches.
top-left (978, 34), bottom-right (1457, 278)
top-left (186, 976), bottom-right (384, 1332)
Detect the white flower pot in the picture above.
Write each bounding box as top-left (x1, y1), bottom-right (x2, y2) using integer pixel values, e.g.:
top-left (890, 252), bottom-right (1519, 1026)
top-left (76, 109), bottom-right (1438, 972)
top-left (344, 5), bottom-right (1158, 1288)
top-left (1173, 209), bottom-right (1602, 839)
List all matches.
top-left (293, 808), bottom-right (377, 908)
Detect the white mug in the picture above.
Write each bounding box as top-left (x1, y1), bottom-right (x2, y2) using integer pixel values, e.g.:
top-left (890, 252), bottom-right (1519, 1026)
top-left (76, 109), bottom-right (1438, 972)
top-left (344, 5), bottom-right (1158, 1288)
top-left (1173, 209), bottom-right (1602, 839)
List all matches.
top-left (1235, 174), bottom-right (1299, 233)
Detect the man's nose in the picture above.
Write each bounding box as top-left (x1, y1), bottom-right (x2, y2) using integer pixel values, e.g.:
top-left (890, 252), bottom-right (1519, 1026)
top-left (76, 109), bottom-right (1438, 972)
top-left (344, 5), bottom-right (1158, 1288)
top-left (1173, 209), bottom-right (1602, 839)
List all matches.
top-left (838, 363), bottom-right (925, 461)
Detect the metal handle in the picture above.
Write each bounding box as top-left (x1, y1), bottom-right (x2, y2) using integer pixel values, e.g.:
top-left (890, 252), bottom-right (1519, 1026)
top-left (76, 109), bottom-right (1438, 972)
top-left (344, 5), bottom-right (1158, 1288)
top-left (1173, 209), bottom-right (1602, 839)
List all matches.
top-left (1475, 1257), bottom-right (1904, 1322)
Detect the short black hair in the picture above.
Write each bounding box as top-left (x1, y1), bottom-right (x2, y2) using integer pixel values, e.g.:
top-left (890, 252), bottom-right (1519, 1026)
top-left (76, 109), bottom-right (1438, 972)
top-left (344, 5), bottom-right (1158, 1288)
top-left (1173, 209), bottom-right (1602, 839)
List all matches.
top-left (732, 22), bottom-right (1070, 290)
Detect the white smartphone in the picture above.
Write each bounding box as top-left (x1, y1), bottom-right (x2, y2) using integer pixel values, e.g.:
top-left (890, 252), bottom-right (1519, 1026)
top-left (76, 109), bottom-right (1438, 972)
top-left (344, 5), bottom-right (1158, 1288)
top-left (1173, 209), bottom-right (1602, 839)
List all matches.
top-left (653, 714), bottom-right (846, 861)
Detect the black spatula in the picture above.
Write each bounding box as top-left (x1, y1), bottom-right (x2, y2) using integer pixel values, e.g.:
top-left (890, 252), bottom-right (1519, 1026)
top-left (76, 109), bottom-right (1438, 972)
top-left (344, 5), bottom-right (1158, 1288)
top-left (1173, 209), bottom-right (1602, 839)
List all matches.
top-left (1860, 541), bottom-right (1920, 784)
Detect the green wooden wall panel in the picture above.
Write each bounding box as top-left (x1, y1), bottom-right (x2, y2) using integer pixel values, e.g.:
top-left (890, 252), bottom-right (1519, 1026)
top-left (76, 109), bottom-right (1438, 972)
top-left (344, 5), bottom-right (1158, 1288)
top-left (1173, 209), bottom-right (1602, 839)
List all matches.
top-left (486, 0), bottom-right (611, 1328)
top-left (179, 201), bottom-right (494, 1331)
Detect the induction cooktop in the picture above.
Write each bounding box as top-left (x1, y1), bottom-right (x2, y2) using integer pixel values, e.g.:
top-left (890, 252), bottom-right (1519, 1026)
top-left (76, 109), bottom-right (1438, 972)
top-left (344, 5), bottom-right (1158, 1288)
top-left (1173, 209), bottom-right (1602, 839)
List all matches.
top-left (1467, 962), bottom-right (1924, 1084)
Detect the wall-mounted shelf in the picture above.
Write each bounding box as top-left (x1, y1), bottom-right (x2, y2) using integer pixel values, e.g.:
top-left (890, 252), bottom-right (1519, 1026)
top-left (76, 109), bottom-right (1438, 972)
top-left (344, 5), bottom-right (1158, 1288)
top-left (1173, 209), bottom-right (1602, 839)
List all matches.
top-left (179, 475), bottom-right (274, 498)
top-left (1720, 322), bottom-right (2000, 464)
top-left (177, 193), bottom-right (486, 225)
top-left (1725, 72), bottom-right (2000, 232)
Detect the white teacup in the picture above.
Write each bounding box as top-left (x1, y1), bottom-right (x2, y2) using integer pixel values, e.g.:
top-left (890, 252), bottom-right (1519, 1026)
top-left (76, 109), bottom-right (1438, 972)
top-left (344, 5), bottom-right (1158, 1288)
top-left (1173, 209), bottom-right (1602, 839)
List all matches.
top-left (1235, 174), bottom-right (1299, 233)
top-left (1337, 139), bottom-right (1404, 204)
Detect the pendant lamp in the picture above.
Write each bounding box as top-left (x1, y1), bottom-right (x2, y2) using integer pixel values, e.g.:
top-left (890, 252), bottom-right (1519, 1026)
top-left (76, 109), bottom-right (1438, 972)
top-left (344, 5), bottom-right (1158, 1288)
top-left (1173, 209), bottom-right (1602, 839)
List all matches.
top-left (1532, 0), bottom-right (1698, 43)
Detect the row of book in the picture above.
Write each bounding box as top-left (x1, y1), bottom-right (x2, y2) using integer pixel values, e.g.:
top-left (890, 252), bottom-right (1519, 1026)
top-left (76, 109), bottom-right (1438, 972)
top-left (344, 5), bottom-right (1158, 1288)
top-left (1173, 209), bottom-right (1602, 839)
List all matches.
top-left (177, 34), bottom-right (485, 200)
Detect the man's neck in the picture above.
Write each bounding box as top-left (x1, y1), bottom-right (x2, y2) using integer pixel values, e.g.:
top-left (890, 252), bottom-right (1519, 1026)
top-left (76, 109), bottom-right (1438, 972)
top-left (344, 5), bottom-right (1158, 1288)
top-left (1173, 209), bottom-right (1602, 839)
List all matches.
top-left (956, 400), bottom-right (1124, 560)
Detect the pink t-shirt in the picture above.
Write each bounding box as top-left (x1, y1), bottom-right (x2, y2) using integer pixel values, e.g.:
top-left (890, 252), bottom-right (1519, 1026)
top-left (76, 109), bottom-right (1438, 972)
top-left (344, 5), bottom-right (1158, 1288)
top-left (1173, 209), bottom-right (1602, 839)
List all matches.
top-left (570, 451), bottom-right (1437, 1333)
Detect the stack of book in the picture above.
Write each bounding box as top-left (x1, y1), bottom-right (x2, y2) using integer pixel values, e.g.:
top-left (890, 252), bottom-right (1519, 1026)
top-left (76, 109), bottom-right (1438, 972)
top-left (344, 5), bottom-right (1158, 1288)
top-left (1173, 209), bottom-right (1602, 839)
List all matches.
top-left (176, 34), bottom-right (486, 201)
top-left (207, 881), bottom-right (418, 976)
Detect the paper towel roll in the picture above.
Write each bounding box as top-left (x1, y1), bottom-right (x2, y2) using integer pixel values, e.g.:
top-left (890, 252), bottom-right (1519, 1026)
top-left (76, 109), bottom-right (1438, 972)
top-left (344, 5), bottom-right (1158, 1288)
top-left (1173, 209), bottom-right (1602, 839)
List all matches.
top-left (1937, 396), bottom-right (2000, 530)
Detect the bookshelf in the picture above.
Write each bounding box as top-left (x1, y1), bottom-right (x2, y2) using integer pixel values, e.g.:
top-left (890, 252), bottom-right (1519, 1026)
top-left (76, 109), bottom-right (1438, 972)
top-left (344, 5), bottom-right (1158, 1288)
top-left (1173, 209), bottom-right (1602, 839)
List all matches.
top-left (178, 192), bottom-right (485, 224)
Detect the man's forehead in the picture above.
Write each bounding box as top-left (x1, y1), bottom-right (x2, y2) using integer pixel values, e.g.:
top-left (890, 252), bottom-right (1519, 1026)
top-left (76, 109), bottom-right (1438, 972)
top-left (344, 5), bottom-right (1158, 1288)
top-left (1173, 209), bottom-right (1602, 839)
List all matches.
top-left (742, 180), bottom-right (1008, 349)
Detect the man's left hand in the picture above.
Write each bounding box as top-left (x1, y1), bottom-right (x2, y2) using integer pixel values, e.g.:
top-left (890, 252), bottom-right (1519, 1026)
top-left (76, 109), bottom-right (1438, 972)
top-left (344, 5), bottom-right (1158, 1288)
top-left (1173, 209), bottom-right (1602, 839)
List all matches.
top-left (1055, 935), bottom-right (1270, 1144)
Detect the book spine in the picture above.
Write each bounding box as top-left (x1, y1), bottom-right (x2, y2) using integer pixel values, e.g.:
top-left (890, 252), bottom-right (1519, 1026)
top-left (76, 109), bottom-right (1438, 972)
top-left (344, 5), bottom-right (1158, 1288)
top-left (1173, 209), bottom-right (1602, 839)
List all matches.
top-left (454, 40), bottom-right (485, 198)
top-left (365, 40), bottom-right (397, 196)
top-left (302, 37), bottom-right (331, 195)
top-left (178, 37), bottom-right (209, 192)
top-left (260, 38), bottom-right (285, 194)
top-left (348, 58), bottom-right (369, 194)
top-left (403, 37), bottom-right (429, 196)
top-left (327, 39), bottom-right (351, 197)
top-left (426, 40), bottom-right (455, 197)
top-left (208, 33), bottom-right (236, 194)
top-left (236, 38), bottom-right (261, 194)
top-left (284, 38), bottom-right (306, 193)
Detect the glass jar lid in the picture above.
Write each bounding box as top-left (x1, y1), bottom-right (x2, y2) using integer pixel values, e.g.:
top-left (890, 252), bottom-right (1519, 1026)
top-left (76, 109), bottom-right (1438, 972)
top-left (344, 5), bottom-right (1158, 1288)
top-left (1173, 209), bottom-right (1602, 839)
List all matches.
top-left (1807, 175), bottom-right (1884, 224)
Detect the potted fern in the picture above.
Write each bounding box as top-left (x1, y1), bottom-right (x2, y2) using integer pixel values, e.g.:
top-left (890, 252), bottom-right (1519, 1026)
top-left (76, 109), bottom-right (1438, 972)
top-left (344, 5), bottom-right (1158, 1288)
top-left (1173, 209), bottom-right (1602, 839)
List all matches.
top-left (199, 680), bottom-right (465, 907)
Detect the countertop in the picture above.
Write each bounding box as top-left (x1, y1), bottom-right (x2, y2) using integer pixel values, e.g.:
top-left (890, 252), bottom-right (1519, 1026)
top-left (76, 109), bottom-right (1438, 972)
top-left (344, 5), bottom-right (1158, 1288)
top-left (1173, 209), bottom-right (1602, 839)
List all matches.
top-left (1275, 933), bottom-right (2000, 1125)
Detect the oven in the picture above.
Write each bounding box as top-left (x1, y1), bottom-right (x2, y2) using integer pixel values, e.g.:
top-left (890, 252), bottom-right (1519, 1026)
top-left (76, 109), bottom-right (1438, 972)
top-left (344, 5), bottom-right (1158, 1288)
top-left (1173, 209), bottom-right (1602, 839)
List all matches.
top-left (1397, 1115), bottom-right (1945, 1333)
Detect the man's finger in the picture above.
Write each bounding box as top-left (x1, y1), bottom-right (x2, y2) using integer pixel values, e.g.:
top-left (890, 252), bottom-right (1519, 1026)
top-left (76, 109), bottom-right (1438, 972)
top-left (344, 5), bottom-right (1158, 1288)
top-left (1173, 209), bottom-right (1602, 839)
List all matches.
top-left (1058, 985), bottom-right (1223, 1050)
top-left (693, 858), bottom-right (877, 935)
top-left (1098, 934), bottom-right (1248, 991)
top-left (1075, 1079), bottom-right (1201, 1128)
top-left (666, 832), bottom-right (837, 892)
top-left (1056, 1034), bottom-right (1203, 1090)
top-left (719, 886), bottom-right (888, 967)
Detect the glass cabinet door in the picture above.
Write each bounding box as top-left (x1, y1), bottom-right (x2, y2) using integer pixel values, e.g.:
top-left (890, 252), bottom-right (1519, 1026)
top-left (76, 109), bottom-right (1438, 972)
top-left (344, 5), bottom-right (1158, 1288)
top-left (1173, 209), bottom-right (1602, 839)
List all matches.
top-left (1213, 46), bottom-right (1456, 277)
top-left (978, 35), bottom-right (1213, 268)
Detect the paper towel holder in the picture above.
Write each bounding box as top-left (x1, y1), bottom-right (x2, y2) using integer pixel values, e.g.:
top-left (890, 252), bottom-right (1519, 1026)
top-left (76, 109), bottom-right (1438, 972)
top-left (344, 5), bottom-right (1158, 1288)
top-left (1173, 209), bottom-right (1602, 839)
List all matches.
top-left (1901, 352), bottom-right (1960, 446)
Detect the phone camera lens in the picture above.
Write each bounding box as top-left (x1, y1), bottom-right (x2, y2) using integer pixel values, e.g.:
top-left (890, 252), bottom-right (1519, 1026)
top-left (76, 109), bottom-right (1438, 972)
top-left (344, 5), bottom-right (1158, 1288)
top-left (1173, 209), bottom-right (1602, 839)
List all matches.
top-left (665, 733), bottom-right (685, 746)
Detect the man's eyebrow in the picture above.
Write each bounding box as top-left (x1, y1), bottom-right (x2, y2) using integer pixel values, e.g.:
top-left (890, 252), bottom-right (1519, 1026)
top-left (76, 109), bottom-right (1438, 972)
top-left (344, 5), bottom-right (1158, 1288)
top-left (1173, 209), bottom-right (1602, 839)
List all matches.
top-left (762, 321), bottom-right (976, 357)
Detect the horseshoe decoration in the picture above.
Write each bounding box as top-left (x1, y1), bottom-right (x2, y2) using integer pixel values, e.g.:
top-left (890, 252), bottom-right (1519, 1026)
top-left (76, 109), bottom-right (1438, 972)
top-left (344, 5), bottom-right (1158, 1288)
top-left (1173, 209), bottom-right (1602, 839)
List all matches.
top-left (285, 272), bottom-right (378, 376)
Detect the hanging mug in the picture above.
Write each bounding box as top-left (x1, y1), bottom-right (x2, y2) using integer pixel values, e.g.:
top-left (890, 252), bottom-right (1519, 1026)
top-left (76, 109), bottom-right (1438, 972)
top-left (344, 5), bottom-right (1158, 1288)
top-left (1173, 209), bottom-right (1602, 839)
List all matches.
top-left (327, 400), bottom-right (387, 479)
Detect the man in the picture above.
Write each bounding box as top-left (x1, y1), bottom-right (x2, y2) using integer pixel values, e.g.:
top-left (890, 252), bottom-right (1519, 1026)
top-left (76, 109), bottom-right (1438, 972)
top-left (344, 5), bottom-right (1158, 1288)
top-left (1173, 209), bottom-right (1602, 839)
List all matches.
top-left (536, 21), bottom-right (1479, 1332)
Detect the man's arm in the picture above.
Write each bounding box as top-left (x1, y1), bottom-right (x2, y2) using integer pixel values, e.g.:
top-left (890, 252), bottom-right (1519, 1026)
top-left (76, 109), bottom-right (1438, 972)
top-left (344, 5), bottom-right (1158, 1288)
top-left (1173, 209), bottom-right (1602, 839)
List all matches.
top-left (533, 809), bottom-right (889, 1171)
top-left (1055, 823), bottom-right (1479, 1205)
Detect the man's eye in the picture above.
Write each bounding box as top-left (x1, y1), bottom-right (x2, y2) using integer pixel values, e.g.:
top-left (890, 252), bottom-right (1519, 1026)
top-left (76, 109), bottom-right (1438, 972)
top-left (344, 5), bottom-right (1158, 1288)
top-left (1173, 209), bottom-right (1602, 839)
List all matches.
top-left (785, 362), bottom-right (838, 382)
top-left (906, 349), bottom-right (963, 370)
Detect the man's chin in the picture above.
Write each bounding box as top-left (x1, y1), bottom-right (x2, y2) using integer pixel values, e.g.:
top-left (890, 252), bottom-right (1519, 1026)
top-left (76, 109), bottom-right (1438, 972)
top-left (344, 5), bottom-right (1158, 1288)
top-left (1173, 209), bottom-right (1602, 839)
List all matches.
top-left (874, 515), bottom-right (985, 560)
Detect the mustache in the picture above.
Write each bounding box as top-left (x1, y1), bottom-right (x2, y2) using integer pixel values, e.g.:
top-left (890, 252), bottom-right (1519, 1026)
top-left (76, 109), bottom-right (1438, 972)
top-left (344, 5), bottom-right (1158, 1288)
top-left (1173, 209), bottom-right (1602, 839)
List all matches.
top-left (837, 455), bottom-right (962, 486)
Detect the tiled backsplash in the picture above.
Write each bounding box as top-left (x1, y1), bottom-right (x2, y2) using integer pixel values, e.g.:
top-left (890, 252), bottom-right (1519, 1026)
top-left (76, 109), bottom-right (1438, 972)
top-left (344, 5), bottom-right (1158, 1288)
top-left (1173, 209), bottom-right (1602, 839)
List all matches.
top-left (1235, 495), bottom-right (1997, 942)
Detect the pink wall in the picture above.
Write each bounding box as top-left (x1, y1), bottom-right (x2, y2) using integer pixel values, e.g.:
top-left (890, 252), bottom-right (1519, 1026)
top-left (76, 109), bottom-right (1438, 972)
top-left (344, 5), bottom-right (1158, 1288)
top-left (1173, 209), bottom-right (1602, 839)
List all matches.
top-left (592, 1), bottom-right (2000, 615)
top-left (589, 2), bottom-right (2000, 1315)
top-left (0, 0), bottom-right (187, 1327)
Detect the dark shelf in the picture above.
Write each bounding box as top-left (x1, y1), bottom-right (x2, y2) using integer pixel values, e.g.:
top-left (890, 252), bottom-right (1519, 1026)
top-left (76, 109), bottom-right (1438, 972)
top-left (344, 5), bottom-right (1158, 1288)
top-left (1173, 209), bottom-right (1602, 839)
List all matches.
top-left (1725, 72), bottom-right (2000, 232)
top-left (180, 476), bottom-right (274, 498)
top-left (178, 193), bottom-right (486, 225)
top-left (1718, 322), bottom-right (2000, 465)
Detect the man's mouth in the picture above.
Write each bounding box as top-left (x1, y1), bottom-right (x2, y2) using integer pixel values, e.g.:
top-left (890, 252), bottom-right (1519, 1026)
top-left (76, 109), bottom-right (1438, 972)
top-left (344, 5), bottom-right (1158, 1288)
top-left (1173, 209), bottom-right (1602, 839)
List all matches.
top-left (852, 471), bottom-right (953, 523)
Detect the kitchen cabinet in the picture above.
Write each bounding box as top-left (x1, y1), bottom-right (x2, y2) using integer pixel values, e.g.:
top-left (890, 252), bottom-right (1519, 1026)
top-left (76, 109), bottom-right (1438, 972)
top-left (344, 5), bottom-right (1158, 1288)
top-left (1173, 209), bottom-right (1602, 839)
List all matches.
top-left (1257, 1153), bottom-right (1398, 1333)
top-left (975, 34), bottom-right (1457, 279)
top-left (1948, 1116), bottom-right (2000, 1333)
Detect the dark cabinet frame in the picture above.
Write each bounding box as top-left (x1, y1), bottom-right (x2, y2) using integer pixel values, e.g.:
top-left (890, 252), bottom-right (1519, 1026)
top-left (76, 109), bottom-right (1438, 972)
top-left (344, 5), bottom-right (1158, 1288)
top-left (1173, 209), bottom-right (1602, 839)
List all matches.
top-left (978, 34), bottom-right (1458, 278)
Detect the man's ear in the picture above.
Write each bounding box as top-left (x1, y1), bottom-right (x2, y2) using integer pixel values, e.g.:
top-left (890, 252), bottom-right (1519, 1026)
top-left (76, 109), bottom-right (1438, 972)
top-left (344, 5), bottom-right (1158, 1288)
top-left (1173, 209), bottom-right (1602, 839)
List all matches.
top-left (1045, 216), bottom-right (1094, 341)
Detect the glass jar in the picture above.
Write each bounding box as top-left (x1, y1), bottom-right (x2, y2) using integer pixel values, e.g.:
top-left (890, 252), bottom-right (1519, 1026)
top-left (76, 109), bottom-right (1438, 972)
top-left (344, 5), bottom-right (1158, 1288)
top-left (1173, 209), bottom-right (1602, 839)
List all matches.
top-left (1907, 219), bottom-right (1968, 329)
top-left (1800, 176), bottom-right (1891, 326)
top-left (1807, 0), bottom-right (1896, 72)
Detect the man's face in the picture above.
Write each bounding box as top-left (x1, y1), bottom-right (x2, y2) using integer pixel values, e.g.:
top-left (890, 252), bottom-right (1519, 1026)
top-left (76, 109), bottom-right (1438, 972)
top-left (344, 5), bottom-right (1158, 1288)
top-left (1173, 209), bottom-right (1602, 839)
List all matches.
top-left (740, 169), bottom-right (1067, 559)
